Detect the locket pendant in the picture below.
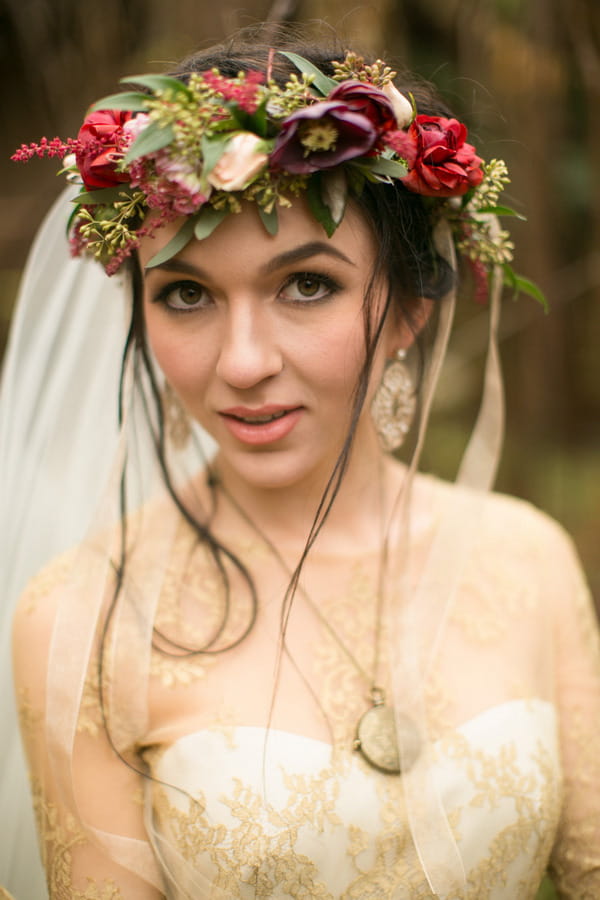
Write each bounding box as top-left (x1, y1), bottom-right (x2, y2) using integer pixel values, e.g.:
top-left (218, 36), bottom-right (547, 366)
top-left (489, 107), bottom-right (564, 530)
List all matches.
top-left (353, 689), bottom-right (420, 775)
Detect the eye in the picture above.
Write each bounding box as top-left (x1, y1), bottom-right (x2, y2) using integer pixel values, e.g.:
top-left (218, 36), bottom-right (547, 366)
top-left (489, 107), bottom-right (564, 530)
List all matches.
top-left (279, 272), bottom-right (340, 303)
top-left (152, 280), bottom-right (211, 312)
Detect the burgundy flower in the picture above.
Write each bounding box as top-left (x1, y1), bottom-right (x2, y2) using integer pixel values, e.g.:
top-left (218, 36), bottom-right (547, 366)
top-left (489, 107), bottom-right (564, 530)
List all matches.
top-left (387, 114), bottom-right (483, 197)
top-left (327, 80), bottom-right (396, 132)
top-left (270, 99), bottom-right (381, 175)
top-left (75, 110), bottom-right (133, 190)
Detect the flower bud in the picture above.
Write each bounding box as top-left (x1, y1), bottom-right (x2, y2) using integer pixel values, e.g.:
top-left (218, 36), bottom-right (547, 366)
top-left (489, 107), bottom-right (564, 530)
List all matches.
top-left (381, 83), bottom-right (414, 129)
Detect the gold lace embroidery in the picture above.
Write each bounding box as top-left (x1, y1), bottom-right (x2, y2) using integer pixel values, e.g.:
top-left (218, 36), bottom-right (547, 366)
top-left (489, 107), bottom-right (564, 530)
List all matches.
top-left (16, 686), bottom-right (42, 739)
top-left (30, 779), bottom-right (123, 900)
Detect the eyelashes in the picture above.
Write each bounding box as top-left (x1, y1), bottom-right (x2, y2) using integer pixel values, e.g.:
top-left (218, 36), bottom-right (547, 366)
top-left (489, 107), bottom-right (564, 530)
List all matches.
top-left (279, 272), bottom-right (341, 304)
top-left (152, 280), bottom-right (209, 312)
top-left (150, 272), bottom-right (342, 313)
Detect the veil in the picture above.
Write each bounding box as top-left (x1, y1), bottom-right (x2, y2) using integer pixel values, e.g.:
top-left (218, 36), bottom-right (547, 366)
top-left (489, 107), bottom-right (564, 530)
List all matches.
top-left (1, 188), bottom-right (504, 898)
top-left (0, 188), bottom-right (128, 898)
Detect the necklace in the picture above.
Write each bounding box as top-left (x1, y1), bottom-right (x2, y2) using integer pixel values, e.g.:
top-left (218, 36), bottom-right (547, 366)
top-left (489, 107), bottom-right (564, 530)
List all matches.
top-left (211, 467), bottom-right (420, 775)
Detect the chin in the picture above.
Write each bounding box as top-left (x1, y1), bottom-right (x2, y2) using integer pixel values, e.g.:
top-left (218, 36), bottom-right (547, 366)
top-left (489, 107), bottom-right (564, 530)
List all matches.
top-left (219, 448), bottom-right (335, 494)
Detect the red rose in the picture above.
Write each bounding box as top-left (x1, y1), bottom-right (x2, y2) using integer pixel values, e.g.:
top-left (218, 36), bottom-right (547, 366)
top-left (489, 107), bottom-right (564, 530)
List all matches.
top-left (75, 110), bottom-right (132, 190)
top-left (390, 115), bottom-right (483, 197)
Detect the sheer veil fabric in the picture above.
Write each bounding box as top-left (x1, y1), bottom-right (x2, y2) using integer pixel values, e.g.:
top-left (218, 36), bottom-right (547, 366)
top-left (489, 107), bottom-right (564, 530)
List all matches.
top-left (0, 189), bottom-right (127, 898)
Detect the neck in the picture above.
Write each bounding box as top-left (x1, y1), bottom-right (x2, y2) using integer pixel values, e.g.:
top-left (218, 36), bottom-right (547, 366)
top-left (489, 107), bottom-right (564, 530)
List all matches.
top-left (207, 437), bottom-right (405, 558)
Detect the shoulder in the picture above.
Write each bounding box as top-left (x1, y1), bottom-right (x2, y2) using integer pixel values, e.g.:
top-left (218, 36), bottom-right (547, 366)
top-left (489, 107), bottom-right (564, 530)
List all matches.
top-left (421, 471), bottom-right (576, 548)
top-left (12, 494), bottom-right (191, 674)
top-left (417, 473), bottom-right (590, 597)
top-left (12, 545), bottom-right (79, 665)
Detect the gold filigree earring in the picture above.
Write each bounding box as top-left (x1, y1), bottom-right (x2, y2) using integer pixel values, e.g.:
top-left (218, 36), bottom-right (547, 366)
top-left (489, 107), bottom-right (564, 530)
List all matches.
top-left (162, 382), bottom-right (191, 450)
top-left (371, 349), bottom-right (416, 452)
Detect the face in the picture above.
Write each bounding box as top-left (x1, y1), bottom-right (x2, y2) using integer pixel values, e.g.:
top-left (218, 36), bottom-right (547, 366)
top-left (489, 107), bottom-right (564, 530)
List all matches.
top-left (139, 200), bottom-right (405, 494)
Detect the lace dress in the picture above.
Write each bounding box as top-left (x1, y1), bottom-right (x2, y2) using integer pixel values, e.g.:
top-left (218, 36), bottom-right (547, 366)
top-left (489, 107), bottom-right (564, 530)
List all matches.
top-left (13, 475), bottom-right (600, 899)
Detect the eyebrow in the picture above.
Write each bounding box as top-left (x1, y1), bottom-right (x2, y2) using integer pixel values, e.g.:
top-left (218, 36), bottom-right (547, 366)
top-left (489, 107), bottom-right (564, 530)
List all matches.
top-left (144, 240), bottom-right (355, 278)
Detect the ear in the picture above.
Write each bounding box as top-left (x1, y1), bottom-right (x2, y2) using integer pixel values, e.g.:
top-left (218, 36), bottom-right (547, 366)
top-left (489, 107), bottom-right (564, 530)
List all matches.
top-left (384, 296), bottom-right (434, 357)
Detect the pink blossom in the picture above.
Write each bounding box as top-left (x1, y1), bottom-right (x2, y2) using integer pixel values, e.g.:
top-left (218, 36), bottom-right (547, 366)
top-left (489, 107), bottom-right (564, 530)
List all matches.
top-left (207, 133), bottom-right (268, 191)
top-left (129, 151), bottom-right (211, 215)
top-left (122, 113), bottom-right (151, 143)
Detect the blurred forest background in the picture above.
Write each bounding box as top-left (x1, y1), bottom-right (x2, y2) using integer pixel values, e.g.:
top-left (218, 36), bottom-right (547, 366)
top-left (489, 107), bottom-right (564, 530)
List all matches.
top-left (1, 0), bottom-right (598, 601)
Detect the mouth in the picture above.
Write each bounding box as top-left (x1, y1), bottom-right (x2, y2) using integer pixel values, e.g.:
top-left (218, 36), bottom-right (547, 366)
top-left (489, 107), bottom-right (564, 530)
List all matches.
top-left (218, 405), bottom-right (303, 445)
top-left (227, 409), bottom-right (291, 425)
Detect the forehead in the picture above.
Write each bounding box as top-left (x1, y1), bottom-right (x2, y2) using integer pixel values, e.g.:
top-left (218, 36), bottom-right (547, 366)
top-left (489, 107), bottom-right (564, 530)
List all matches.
top-left (137, 198), bottom-right (377, 275)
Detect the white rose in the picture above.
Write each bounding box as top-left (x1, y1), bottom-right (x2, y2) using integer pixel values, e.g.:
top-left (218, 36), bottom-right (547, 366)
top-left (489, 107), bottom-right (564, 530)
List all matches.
top-left (208, 133), bottom-right (268, 192)
top-left (381, 83), bottom-right (414, 129)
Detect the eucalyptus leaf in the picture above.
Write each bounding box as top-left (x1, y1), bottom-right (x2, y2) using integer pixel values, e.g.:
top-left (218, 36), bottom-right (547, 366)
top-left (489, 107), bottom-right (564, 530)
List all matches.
top-left (90, 92), bottom-right (150, 112)
top-left (503, 265), bottom-right (548, 311)
top-left (194, 206), bottom-right (228, 241)
top-left (345, 165), bottom-right (366, 197)
top-left (477, 204), bottom-right (527, 220)
top-left (66, 204), bottom-right (79, 237)
top-left (320, 169), bottom-right (348, 226)
top-left (226, 103), bottom-right (269, 139)
top-left (146, 218), bottom-right (197, 267)
top-left (258, 205), bottom-right (279, 236)
top-left (306, 176), bottom-right (337, 238)
top-left (121, 74), bottom-right (191, 96)
top-left (124, 122), bottom-right (175, 164)
top-left (201, 134), bottom-right (234, 176)
top-left (366, 157), bottom-right (408, 179)
top-left (279, 51), bottom-right (338, 97)
top-left (72, 186), bottom-right (132, 205)
top-left (246, 100), bottom-right (269, 139)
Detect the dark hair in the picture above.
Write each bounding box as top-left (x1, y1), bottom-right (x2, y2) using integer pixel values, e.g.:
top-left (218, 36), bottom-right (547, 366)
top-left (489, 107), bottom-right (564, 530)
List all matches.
top-left (103, 31), bottom-right (458, 736)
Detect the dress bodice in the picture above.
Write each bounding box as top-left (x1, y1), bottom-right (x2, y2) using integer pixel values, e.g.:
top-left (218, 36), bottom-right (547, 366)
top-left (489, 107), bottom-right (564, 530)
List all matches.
top-left (145, 700), bottom-right (560, 899)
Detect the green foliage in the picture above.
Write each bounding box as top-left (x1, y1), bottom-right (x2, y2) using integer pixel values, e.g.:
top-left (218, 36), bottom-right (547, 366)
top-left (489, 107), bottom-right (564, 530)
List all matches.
top-left (279, 51), bottom-right (338, 96)
top-left (535, 874), bottom-right (558, 900)
top-left (146, 217), bottom-right (196, 267)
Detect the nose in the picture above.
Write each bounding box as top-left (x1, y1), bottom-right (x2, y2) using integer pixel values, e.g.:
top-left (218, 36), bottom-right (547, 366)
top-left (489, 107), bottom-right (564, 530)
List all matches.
top-left (215, 300), bottom-right (283, 389)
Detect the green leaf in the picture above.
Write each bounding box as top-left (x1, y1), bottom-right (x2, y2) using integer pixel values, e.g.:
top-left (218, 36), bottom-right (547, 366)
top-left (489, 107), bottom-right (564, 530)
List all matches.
top-left (477, 204), bottom-right (527, 220)
top-left (227, 101), bottom-right (270, 139)
top-left (66, 203), bottom-right (79, 237)
top-left (121, 74), bottom-right (191, 96)
top-left (124, 121), bottom-right (174, 164)
top-left (146, 218), bottom-right (197, 267)
top-left (72, 186), bottom-right (132, 205)
top-left (193, 206), bottom-right (228, 240)
top-left (258, 205), bottom-right (278, 236)
top-left (279, 51), bottom-right (338, 96)
top-left (200, 133), bottom-right (234, 176)
top-left (365, 157), bottom-right (408, 179)
top-left (306, 175), bottom-right (337, 237)
top-left (503, 265), bottom-right (548, 311)
top-left (320, 169), bottom-right (348, 226)
top-left (90, 92), bottom-right (150, 112)
top-left (345, 165), bottom-right (366, 197)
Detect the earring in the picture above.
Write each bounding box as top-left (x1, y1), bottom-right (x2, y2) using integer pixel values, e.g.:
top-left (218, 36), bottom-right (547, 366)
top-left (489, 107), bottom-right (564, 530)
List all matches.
top-left (371, 349), bottom-right (415, 452)
top-left (162, 381), bottom-right (191, 450)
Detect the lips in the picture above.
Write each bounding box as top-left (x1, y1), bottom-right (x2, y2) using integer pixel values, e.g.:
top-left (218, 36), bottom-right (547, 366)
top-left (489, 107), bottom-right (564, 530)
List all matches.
top-left (218, 405), bottom-right (303, 445)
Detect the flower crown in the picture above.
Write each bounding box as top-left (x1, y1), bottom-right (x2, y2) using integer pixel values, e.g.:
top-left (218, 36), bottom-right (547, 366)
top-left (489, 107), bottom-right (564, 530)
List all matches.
top-left (12, 50), bottom-right (542, 303)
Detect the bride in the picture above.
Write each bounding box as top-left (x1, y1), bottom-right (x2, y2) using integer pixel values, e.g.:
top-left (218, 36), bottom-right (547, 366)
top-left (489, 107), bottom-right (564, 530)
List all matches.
top-left (4, 31), bottom-right (600, 899)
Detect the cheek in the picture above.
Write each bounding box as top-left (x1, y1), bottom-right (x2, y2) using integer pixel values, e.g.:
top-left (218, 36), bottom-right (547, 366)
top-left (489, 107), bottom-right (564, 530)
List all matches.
top-left (144, 309), bottom-right (212, 394)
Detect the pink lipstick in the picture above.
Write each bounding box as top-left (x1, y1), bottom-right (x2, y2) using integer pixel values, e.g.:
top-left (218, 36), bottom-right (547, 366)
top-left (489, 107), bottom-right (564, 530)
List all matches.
top-left (219, 405), bottom-right (303, 445)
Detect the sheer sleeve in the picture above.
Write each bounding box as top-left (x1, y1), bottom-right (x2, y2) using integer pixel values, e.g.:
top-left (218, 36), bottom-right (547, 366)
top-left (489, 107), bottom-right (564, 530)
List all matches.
top-left (12, 556), bottom-right (165, 900)
top-left (546, 519), bottom-right (600, 897)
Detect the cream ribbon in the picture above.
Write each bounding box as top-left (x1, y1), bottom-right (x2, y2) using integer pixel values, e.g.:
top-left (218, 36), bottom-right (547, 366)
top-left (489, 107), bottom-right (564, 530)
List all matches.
top-left (388, 220), bottom-right (505, 897)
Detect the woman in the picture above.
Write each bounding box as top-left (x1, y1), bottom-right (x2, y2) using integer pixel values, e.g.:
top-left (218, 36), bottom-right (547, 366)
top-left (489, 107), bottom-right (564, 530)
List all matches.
top-left (6, 32), bottom-right (600, 899)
